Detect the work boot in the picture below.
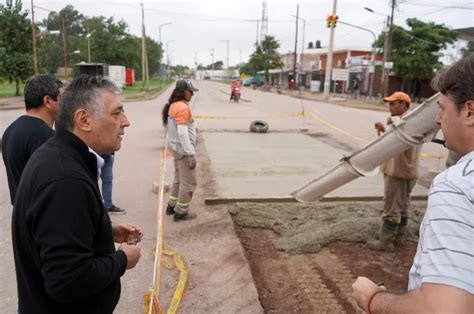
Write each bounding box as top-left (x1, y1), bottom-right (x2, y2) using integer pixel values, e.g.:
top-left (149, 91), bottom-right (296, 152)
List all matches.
top-left (173, 212), bottom-right (197, 222)
top-left (394, 217), bottom-right (408, 247)
top-left (166, 204), bottom-right (175, 215)
top-left (366, 220), bottom-right (399, 252)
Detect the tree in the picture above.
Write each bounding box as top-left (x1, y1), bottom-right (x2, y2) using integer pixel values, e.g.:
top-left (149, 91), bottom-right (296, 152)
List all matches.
top-left (39, 5), bottom-right (85, 73)
top-left (462, 42), bottom-right (474, 58)
top-left (0, 0), bottom-right (33, 95)
top-left (37, 6), bottom-right (163, 80)
top-left (206, 60), bottom-right (223, 70)
top-left (375, 18), bottom-right (457, 91)
top-left (248, 35), bottom-right (283, 83)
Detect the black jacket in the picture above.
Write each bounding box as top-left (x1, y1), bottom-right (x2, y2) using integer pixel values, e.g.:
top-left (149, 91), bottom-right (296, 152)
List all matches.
top-left (12, 126), bottom-right (127, 314)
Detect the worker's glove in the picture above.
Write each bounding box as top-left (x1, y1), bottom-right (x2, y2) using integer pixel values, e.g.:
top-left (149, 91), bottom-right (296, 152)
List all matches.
top-left (187, 154), bottom-right (197, 170)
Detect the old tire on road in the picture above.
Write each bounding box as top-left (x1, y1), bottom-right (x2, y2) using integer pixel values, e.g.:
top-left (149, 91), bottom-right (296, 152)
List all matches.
top-left (250, 120), bottom-right (269, 133)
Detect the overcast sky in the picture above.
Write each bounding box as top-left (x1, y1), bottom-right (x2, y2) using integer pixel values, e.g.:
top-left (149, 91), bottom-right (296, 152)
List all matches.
top-left (9, 0), bottom-right (474, 67)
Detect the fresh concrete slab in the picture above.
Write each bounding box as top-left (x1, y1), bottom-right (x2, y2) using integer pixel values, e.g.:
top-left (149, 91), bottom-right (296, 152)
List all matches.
top-left (202, 132), bottom-right (429, 200)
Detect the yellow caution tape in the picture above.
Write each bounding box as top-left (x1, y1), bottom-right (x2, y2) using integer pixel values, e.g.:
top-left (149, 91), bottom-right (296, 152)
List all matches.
top-left (194, 109), bottom-right (304, 120)
top-left (305, 109), bottom-right (369, 143)
top-left (143, 287), bottom-right (162, 314)
top-left (163, 250), bottom-right (188, 314)
top-left (149, 248), bottom-right (188, 314)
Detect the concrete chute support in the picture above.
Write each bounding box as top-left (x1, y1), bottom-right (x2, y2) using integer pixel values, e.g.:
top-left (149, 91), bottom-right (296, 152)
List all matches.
top-left (292, 93), bottom-right (441, 203)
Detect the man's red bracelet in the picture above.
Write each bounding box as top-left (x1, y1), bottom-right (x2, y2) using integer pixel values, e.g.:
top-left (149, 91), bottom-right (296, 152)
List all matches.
top-left (367, 290), bottom-right (385, 314)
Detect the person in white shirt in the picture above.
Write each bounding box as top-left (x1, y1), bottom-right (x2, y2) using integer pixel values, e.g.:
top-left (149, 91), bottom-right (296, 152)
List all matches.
top-left (352, 54), bottom-right (474, 313)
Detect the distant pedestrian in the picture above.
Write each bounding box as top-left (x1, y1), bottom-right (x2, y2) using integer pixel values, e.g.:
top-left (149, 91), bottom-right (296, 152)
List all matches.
top-left (367, 92), bottom-right (421, 251)
top-left (2, 74), bottom-right (63, 205)
top-left (352, 76), bottom-right (360, 98)
top-left (162, 79), bottom-right (199, 221)
top-left (353, 54), bottom-right (474, 314)
top-left (12, 75), bottom-right (142, 313)
top-left (100, 153), bottom-right (126, 214)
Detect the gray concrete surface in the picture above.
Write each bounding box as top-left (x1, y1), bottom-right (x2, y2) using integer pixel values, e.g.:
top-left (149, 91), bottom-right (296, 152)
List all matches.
top-left (202, 132), bottom-right (428, 200)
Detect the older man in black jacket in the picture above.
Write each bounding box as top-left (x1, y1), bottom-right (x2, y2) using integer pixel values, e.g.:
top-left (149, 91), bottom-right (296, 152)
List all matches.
top-left (12, 75), bottom-right (142, 314)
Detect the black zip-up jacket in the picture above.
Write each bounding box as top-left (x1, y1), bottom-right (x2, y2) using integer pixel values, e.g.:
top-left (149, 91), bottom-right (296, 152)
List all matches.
top-left (12, 126), bottom-right (127, 314)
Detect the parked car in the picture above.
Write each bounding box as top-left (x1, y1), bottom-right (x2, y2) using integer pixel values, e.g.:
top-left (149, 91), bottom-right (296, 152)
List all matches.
top-left (243, 77), bottom-right (264, 87)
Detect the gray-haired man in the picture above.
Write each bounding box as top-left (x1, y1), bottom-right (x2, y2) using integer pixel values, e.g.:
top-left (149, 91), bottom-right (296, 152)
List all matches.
top-left (12, 75), bottom-right (142, 313)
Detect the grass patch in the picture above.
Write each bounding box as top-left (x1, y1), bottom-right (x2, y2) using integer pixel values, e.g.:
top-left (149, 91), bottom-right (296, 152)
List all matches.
top-left (0, 80), bottom-right (24, 98)
top-left (122, 78), bottom-right (173, 94)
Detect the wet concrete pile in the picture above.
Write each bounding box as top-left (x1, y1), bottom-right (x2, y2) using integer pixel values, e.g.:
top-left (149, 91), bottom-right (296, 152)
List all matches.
top-left (229, 201), bottom-right (427, 253)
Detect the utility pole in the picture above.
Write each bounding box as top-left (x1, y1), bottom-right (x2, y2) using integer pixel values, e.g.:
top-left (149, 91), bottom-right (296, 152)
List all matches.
top-left (382, 0), bottom-right (396, 97)
top-left (301, 18), bottom-right (306, 88)
top-left (30, 0), bottom-right (38, 75)
top-left (323, 0), bottom-right (337, 100)
top-left (140, 3), bottom-right (149, 87)
top-left (292, 4), bottom-right (299, 90)
top-left (292, 14), bottom-right (306, 88)
top-left (224, 40), bottom-right (229, 70)
top-left (87, 18), bottom-right (91, 63)
top-left (62, 16), bottom-right (68, 80)
top-left (166, 41), bottom-right (173, 80)
top-left (211, 48), bottom-right (214, 80)
top-left (159, 22), bottom-right (172, 45)
top-left (260, 0), bottom-right (268, 43)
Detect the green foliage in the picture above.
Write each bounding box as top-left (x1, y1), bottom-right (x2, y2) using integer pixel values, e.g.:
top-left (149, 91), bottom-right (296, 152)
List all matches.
top-left (248, 35), bottom-right (283, 81)
top-left (462, 42), bottom-right (474, 58)
top-left (36, 5), bottom-right (163, 80)
top-left (0, 0), bottom-right (33, 95)
top-left (197, 61), bottom-right (223, 70)
top-left (375, 18), bottom-right (458, 80)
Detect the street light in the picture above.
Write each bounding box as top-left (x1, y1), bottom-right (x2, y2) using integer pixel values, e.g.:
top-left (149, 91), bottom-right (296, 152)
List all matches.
top-left (166, 40), bottom-right (174, 79)
top-left (338, 21), bottom-right (377, 98)
top-left (363, 7), bottom-right (389, 17)
top-left (220, 40), bottom-right (229, 70)
top-left (292, 14), bottom-right (306, 88)
top-left (159, 22), bottom-right (172, 45)
top-left (210, 48), bottom-right (215, 79)
top-left (364, 6), bottom-right (393, 97)
top-left (33, 5), bottom-right (72, 79)
top-left (37, 30), bottom-right (60, 38)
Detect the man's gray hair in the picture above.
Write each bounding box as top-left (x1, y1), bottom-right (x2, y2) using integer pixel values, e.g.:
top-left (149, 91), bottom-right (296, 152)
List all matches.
top-left (57, 75), bottom-right (121, 130)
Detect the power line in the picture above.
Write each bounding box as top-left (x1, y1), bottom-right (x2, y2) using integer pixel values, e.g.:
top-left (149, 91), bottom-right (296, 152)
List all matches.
top-left (400, 2), bottom-right (474, 10)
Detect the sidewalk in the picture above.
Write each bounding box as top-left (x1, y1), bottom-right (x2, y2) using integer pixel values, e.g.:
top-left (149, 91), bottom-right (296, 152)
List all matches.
top-left (269, 86), bottom-right (390, 112)
top-left (0, 96), bottom-right (23, 110)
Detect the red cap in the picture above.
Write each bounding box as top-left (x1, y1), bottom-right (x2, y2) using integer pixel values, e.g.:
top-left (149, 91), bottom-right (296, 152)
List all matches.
top-left (384, 92), bottom-right (411, 105)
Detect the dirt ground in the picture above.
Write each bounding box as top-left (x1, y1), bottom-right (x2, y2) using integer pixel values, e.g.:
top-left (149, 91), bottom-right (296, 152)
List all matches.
top-left (228, 201), bottom-right (426, 313)
top-left (235, 226), bottom-right (418, 313)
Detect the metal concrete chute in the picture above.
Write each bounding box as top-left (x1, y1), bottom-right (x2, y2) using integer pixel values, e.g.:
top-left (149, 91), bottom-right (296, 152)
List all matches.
top-left (292, 93), bottom-right (441, 203)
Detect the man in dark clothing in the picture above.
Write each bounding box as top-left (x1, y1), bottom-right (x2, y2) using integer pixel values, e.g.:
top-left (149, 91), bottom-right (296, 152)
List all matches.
top-left (2, 74), bottom-right (63, 205)
top-left (12, 75), bottom-right (142, 314)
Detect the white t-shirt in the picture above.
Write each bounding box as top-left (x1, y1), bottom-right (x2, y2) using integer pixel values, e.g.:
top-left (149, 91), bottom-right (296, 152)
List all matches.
top-left (408, 151), bottom-right (474, 294)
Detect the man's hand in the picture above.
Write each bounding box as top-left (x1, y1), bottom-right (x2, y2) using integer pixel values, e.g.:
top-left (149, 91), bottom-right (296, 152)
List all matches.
top-left (112, 223), bottom-right (143, 244)
top-left (352, 277), bottom-right (386, 312)
top-left (187, 154), bottom-right (197, 170)
top-left (118, 243), bottom-right (141, 270)
top-left (374, 122), bottom-right (385, 136)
